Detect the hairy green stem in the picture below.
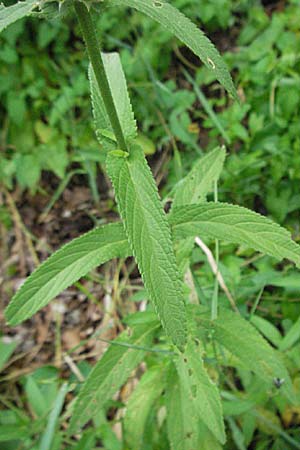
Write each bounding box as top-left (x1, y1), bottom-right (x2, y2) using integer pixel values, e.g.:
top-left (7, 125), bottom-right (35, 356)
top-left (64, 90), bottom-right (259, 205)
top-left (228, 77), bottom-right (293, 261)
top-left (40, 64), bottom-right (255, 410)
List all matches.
top-left (74, 1), bottom-right (128, 152)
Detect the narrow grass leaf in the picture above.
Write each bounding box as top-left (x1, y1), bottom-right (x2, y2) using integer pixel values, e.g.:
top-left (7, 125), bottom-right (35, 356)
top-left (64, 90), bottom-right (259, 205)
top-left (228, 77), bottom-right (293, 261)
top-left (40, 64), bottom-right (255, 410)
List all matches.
top-left (106, 145), bottom-right (187, 350)
top-left (170, 202), bottom-right (300, 267)
top-left (39, 383), bottom-right (69, 450)
top-left (174, 340), bottom-right (226, 444)
top-left (69, 322), bottom-right (158, 433)
top-left (5, 223), bottom-right (130, 325)
top-left (105, 0), bottom-right (237, 99)
top-left (183, 69), bottom-right (231, 144)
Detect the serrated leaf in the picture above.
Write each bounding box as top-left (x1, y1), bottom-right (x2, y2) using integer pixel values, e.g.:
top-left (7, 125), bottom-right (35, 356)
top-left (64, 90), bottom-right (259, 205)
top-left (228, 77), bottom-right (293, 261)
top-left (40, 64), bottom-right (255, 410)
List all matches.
top-left (0, 0), bottom-right (37, 33)
top-left (69, 321), bottom-right (158, 433)
top-left (106, 145), bottom-right (187, 350)
top-left (166, 368), bottom-right (201, 450)
top-left (166, 366), bottom-right (220, 450)
top-left (170, 146), bottom-right (226, 271)
top-left (170, 202), bottom-right (300, 268)
top-left (171, 147), bottom-right (226, 210)
top-left (190, 306), bottom-right (295, 404)
top-left (89, 52), bottom-right (137, 149)
top-left (5, 223), bottom-right (130, 325)
top-left (105, 0), bottom-right (237, 99)
top-left (124, 365), bottom-right (166, 449)
top-left (174, 340), bottom-right (226, 444)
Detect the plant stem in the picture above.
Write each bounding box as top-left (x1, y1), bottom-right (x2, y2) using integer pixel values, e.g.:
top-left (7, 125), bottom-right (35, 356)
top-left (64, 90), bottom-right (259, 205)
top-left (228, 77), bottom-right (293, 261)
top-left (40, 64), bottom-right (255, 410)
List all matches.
top-left (74, 1), bottom-right (128, 152)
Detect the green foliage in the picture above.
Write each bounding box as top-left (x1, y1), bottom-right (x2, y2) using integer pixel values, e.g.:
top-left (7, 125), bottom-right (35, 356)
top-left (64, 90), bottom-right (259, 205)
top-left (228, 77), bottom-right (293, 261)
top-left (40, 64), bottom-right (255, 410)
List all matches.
top-left (190, 306), bottom-right (294, 404)
top-left (166, 369), bottom-right (204, 450)
top-left (0, 365), bottom-right (65, 447)
top-left (89, 52), bottom-right (137, 149)
top-left (0, 0), bottom-right (36, 32)
top-left (106, 0), bottom-right (237, 100)
top-left (174, 340), bottom-right (225, 444)
top-left (69, 320), bottom-right (158, 433)
top-left (5, 223), bottom-right (130, 325)
top-left (171, 146), bottom-right (226, 209)
top-left (170, 202), bottom-right (300, 267)
top-left (124, 364), bottom-right (166, 449)
top-left (0, 339), bottom-right (18, 372)
top-left (2, 1), bottom-right (300, 449)
top-left (106, 144), bottom-right (187, 350)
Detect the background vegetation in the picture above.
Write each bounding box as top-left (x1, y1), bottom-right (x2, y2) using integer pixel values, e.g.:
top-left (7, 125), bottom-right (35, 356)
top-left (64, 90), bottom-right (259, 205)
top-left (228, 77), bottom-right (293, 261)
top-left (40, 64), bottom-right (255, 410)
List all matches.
top-left (1, 0), bottom-right (300, 448)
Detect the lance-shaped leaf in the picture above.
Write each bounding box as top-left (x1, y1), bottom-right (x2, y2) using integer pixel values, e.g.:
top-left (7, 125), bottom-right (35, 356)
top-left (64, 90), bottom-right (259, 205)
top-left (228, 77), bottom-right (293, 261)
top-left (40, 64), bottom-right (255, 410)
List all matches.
top-left (170, 202), bottom-right (300, 267)
top-left (106, 145), bottom-right (187, 350)
top-left (190, 306), bottom-right (295, 404)
top-left (105, 0), bottom-right (237, 100)
top-left (171, 146), bottom-right (226, 211)
top-left (69, 321), bottom-right (158, 433)
top-left (174, 340), bottom-right (226, 444)
top-left (89, 52), bottom-right (137, 149)
top-left (166, 372), bottom-right (201, 450)
top-left (0, 0), bottom-right (37, 33)
top-left (124, 365), bottom-right (166, 449)
top-left (166, 366), bottom-right (221, 450)
top-left (5, 223), bottom-right (130, 325)
top-left (170, 147), bottom-right (226, 271)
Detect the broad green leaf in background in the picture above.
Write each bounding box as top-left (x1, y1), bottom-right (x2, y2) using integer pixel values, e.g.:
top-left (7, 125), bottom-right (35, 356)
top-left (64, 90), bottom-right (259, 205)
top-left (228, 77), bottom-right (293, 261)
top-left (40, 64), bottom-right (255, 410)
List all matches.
top-left (106, 145), bottom-right (187, 350)
top-left (166, 369), bottom-right (201, 450)
top-left (174, 340), bottom-right (226, 444)
top-left (190, 306), bottom-right (295, 404)
top-left (171, 146), bottom-right (226, 210)
top-left (279, 315), bottom-right (300, 352)
top-left (0, 0), bottom-right (37, 33)
top-left (105, 0), bottom-right (237, 100)
top-left (5, 223), bottom-right (130, 325)
top-left (0, 339), bottom-right (18, 372)
top-left (124, 365), bottom-right (166, 449)
top-left (0, 425), bottom-right (30, 442)
top-left (89, 52), bottom-right (137, 149)
top-left (170, 202), bottom-right (300, 268)
top-left (24, 375), bottom-right (49, 417)
top-left (69, 321), bottom-right (158, 433)
top-left (166, 367), bottom-right (222, 450)
top-left (250, 315), bottom-right (282, 348)
top-left (170, 147), bottom-right (226, 270)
